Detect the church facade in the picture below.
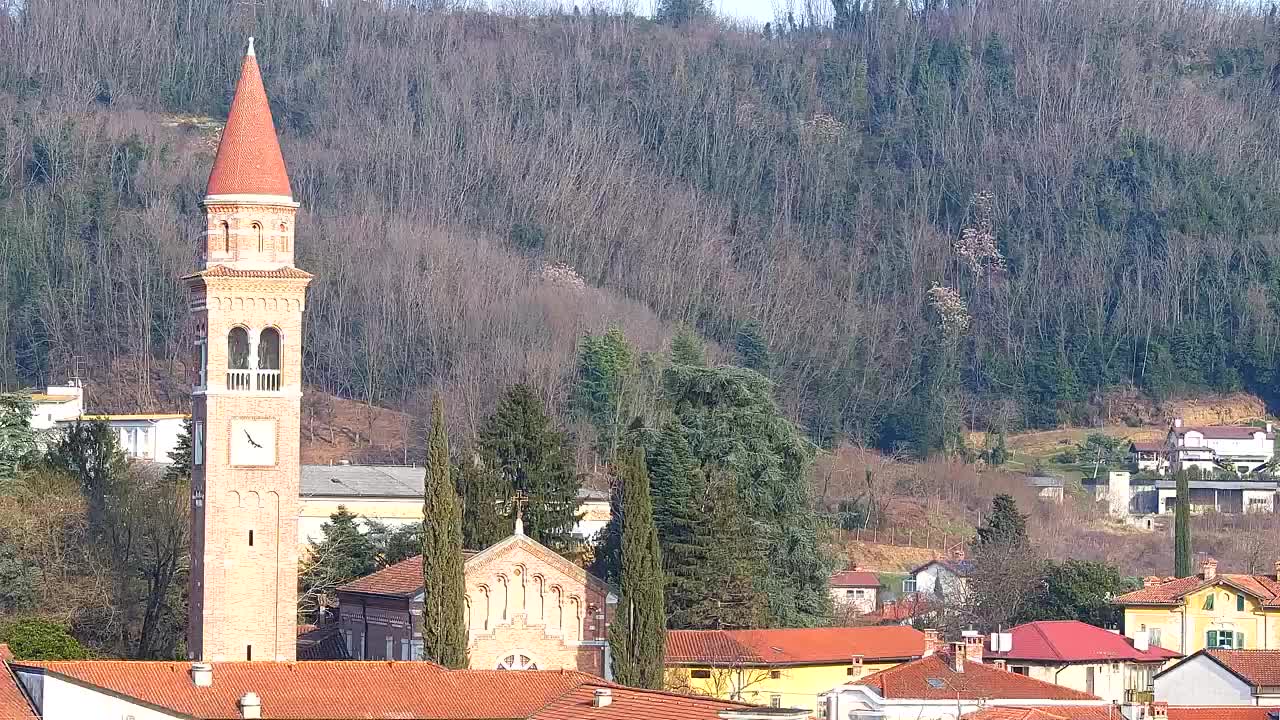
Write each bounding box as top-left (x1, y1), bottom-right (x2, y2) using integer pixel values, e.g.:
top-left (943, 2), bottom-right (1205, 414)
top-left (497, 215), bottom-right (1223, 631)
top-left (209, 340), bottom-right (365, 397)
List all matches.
top-left (185, 38), bottom-right (310, 662)
top-left (336, 529), bottom-right (616, 677)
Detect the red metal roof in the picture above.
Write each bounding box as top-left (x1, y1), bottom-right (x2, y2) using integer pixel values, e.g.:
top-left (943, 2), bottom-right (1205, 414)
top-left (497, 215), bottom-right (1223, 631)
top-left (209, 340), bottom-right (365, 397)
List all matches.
top-left (665, 626), bottom-right (924, 666)
top-left (830, 570), bottom-right (882, 587)
top-left (856, 655), bottom-right (1099, 701)
top-left (206, 40), bottom-right (292, 198)
top-left (13, 661), bottom-right (750, 720)
top-left (1114, 571), bottom-right (1280, 608)
top-left (985, 621), bottom-right (1179, 663)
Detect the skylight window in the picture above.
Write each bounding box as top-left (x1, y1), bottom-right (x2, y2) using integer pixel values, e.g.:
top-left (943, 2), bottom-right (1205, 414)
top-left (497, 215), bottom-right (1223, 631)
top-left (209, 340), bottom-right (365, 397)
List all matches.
top-left (927, 678), bottom-right (946, 689)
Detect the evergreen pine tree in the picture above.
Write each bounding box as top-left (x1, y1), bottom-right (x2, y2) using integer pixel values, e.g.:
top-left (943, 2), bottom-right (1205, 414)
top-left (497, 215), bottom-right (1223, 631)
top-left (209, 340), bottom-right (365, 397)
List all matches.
top-left (574, 328), bottom-right (635, 459)
top-left (1174, 468), bottom-right (1194, 577)
top-left (299, 506), bottom-right (380, 598)
top-left (646, 424), bottom-right (704, 625)
top-left (684, 470), bottom-right (766, 629)
top-left (670, 325), bottom-right (705, 366)
top-left (164, 419), bottom-right (193, 484)
top-left (420, 396), bottom-right (468, 668)
top-left (455, 448), bottom-right (508, 551)
top-left (977, 494), bottom-right (1029, 548)
top-left (608, 447), bottom-right (666, 687)
top-left (734, 320), bottom-right (772, 372)
top-left (479, 385), bottom-right (581, 556)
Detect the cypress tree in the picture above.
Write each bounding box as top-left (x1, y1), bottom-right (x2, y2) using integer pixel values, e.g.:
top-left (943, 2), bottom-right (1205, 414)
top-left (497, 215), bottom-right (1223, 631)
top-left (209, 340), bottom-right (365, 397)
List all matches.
top-left (1174, 468), bottom-right (1194, 577)
top-left (608, 447), bottom-right (666, 688)
top-left (589, 475), bottom-right (624, 584)
top-left (479, 385), bottom-right (581, 556)
top-left (420, 396), bottom-right (468, 668)
top-left (455, 448), bottom-right (508, 551)
top-left (646, 424), bottom-right (704, 626)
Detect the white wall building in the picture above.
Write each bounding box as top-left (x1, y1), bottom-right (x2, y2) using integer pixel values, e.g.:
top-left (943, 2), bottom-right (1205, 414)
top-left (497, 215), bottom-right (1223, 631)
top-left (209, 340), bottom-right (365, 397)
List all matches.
top-left (28, 383), bottom-right (85, 431)
top-left (907, 558), bottom-right (972, 603)
top-left (73, 414), bottom-right (188, 464)
top-left (1168, 419), bottom-right (1275, 475)
top-left (1154, 649), bottom-right (1280, 706)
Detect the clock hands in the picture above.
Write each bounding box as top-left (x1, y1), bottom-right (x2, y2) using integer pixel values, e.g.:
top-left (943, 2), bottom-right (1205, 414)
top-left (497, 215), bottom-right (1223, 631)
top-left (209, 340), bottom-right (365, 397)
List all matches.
top-left (243, 429), bottom-right (264, 449)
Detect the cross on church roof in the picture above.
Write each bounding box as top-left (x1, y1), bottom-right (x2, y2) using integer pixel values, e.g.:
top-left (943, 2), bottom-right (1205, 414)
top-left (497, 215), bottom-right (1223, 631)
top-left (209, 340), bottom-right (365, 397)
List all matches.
top-left (513, 491), bottom-right (529, 536)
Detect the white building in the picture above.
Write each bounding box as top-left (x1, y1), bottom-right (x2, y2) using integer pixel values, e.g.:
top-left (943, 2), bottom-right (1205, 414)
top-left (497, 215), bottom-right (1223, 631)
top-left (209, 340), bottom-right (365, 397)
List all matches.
top-left (74, 413), bottom-right (188, 464)
top-left (906, 557), bottom-right (972, 603)
top-left (28, 382), bottom-right (84, 430)
top-left (1154, 649), bottom-right (1280, 706)
top-left (1168, 419), bottom-right (1275, 475)
top-left (829, 567), bottom-right (882, 614)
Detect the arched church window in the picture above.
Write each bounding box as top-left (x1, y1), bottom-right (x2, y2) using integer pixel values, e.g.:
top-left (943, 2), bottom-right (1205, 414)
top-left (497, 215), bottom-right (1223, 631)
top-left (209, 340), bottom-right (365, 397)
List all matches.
top-left (496, 654), bottom-right (538, 671)
top-left (258, 328), bottom-right (281, 370)
top-left (253, 223), bottom-right (263, 252)
top-left (227, 327), bottom-right (250, 370)
top-left (279, 223), bottom-right (288, 252)
top-left (220, 221), bottom-right (230, 253)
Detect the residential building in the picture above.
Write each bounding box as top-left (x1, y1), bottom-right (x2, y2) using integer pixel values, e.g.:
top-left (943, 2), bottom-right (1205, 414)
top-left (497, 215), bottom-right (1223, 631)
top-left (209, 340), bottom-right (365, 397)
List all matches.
top-left (983, 620), bottom-right (1180, 704)
top-left (185, 37), bottom-right (311, 663)
top-left (1130, 441), bottom-right (1170, 475)
top-left (78, 413), bottom-right (188, 463)
top-left (1167, 418), bottom-right (1276, 476)
top-left (335, 522), bottom-right (615, 676)
top-left (299, 463), bottom-right (610, 546)
top-left (862, 593), bottom-right (938, 626)
top-left (829, 567), bottom-right (882, 614)
top-left (1152, 476), bottom-right (1277, 515)
top-left (1114, 559), bottom-right (1280, 655)
top-left (3, 657), bottom-right (801, 720)
top-left (823, 639), bottom-right (1110, 720)
top-left (664, 625), bottom-right (928, 714)
top-left (1027, 475), bottom-right (1065, 503)
top-left (27, 382), bottom-right (84, 430)
top-left (1155, 649), bottom-right (1280, 706)
top-left (908, 555), bottom-right (973, 603)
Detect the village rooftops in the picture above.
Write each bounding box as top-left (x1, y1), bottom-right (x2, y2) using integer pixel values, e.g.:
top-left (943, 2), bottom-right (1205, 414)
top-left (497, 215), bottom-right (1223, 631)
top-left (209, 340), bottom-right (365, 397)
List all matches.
top-left (829, 569), bottom-right (882, 588)
top-left (852, 654), bottom-right (1100, 701)
top-left (1173, 424), bottom-right (1275, 441)
top-left (7, 660), bottom-right (780, 720)
top-left (1157, 648), bottom-right (1280, 687)
top-left (665, 626), bottom-right (925, 667)
top-left (984, 621), bottom-right (1180, 664)
top-left (1113, 563), bottom-right (1280, 608)
top-left (961, 708), bottom-right (1121, 720)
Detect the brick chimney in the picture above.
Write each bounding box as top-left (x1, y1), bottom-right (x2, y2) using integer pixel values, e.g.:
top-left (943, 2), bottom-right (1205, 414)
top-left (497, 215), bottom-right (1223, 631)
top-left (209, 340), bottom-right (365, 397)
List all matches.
top-left (848, 654), bottom-right (864, 680)
top-left (1201, 558), bottom-right (1218, 581)
top-left (1150, 701), bottom-right (1168, 719)
top-left (963, 634), bottom-right (984, 664)
top-left (923, 629), bottom-right (942, 657)
top-left (1143, 576), bottom-right (1164, 588)
top-left (949, 642), bottom-right (966, 673)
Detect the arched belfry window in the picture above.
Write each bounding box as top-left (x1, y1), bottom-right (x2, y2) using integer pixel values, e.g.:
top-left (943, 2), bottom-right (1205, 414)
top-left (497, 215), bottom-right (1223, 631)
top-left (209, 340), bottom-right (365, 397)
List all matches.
top-left (227, 327), bottom-right (250, 369)
top-left (220, 221), bottom-right (230, 253)
top-left (253, 223), bottom-right (263, 252)
top-left (258, 328), bottom-right (281, 370)
top-left (280, 223), bottom-right (288, 252)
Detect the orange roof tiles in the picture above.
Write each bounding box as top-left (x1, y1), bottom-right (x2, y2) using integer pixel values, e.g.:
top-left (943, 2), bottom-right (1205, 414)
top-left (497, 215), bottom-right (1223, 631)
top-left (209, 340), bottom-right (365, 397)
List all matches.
top-left (339, 552), bottom-right (478, 597)
top-left (186, 265), bottom-right (314, 280)
top-left (830, 569), bottom-right (882, 587)
top-left (1114, 572), bottom-right (1280, 607)
top-left (206, 40), bottom-right (292, 198)
top-left (0, 663), bottom-right (35, 720)
top-left (1166, 708), bottom-right (1280, 720)
top-left (856, 655), bottom-right (1099, 701)
top-left (13, 661), bottom-right (754, 720)
top-left (962, 708), bottom-right (1119, 720)
top-left (1195, 649), bottom-right (1280, 686)
top-left (666, 626), bottom-right (924, 666)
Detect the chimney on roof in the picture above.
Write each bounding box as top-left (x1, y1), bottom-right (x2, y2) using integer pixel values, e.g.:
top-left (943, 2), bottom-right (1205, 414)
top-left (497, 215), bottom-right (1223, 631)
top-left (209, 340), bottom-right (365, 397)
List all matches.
top-left (1143, 576), bottom-right (1163, 588)
top-left (592, 688), bottom-right (613, 708)
top-left (848, 654), bottom-right (864, 680)
top-left (991, 659), bottom-right (1006, 671)
top-left (191, 662), bottom-right (213, 688)
top-left (1133, 630), bottom-right (1150, 653)
top-left (1201, 558), bottom-right (1218, 581)
top-left (1149, 701), bottom-right (1168, 719)
top-left (239, 691), bottom-right (262, 719)
top-left (923, 629), bottom-right (942, 657)
top-left (949, 642), bottom-right (966, 673)
top-left (962, 632), bottom-right (983, 664)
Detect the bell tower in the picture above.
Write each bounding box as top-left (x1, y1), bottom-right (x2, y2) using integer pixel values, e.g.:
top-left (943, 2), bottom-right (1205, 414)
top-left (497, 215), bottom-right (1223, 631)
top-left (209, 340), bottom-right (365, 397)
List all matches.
top-left (185, 37), bottom-right (310, 662)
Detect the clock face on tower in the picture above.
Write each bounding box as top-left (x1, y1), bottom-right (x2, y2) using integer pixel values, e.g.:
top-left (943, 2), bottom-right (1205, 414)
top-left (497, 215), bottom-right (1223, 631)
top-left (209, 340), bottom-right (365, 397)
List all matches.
top-left (229, 418), bottom-right (277, 467)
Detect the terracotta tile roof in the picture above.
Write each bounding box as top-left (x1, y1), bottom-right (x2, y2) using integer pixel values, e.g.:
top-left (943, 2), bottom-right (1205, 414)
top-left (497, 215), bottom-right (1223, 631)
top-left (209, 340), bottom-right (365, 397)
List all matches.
top-left (206, 40), bottom-right (292, 197)
top-left (861, 593), bottom-right (937, 623)
top-left (530, 684), bottom-right (749, 719)
top-left (336, 551), bottom-right (479, 597)
top-left (856, 655), bottom-right (1099, 701)
top-left (1198, 649), bottom-right (1280, 686)
top-left (665, 626), bottom-right (924, 666)
top-left (1114, 572), bottom-right (1280, 607)
top-left (985, 621), bottom-right (1179, 663)
top-left (1166, 708), bottom-right (1280, 720)
top-left (12, 661), bottom-right (754, 720)
top-left (962, 708), bottom-right (1119, 720)
top-left (0, 662), bottom-right (35, 720)
top-left (185, 265), bottom-right (314, 280)
top-left (1176, 425), bottom-right (1274, 440)
top-left (830, 570), bottom-right (882, 587)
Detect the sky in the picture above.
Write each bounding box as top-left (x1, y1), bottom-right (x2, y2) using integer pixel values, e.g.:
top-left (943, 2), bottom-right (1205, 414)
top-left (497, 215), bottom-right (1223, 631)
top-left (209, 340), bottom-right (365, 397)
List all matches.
top-left (714, 0), bottom-right (783, 23)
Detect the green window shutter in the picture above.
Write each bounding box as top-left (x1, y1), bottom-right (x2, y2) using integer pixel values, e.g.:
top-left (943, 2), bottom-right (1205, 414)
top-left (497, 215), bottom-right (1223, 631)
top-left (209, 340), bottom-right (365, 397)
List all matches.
top-left (1236, 631), bottom-right (1245, 649)
top-left (1205, 595), bottom-right (1215, 610)
top-left (1238, 594), bottom-right (1246, 612)
top-left (1207, 630), bottom-right (1218, 647)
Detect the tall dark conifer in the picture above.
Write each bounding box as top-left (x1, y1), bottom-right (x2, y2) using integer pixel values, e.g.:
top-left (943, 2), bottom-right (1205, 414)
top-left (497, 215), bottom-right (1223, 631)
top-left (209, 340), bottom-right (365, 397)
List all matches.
top-left (647, 423), bottom-right (704, 625)
top-left (455, 448), bottom-right (508, 551)
top-left (608, 447), bottom-right (665, 688)
top-left (420, 396), bottom-right (468, 667)
top-left (479, 385), bottom-right (581, 556)
top-left (1174, 468), bottom-right (1194, 577)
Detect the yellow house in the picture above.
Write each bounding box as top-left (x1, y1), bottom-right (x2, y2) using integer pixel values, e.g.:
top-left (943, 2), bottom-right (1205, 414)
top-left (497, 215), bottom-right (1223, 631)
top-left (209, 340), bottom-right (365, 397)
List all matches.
top-left (1115, 557), bottom-right (1280, 655)
top-left (664, 625), bottom-right (928, 714)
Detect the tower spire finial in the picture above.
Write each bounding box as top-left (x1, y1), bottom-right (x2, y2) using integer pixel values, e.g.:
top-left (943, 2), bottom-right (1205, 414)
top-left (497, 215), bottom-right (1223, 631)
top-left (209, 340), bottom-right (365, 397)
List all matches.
top-left (247, 36), bottom-right (255, 57)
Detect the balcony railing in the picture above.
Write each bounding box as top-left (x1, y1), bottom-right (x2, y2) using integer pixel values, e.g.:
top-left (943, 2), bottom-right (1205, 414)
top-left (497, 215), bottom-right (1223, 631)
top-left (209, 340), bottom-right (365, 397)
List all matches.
top-left (225, 369), bottom-right (282, 392)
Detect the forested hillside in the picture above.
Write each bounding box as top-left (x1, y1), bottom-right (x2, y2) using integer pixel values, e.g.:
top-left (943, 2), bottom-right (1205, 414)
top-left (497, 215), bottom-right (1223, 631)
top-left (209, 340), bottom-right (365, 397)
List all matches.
top-left (4, 0), bottom-right (1280, 454)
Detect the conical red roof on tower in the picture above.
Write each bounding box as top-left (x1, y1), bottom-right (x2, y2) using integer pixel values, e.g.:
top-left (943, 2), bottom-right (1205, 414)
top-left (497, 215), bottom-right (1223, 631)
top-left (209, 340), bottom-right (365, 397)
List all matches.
top-left (206, 38), bottom-right (292, 198)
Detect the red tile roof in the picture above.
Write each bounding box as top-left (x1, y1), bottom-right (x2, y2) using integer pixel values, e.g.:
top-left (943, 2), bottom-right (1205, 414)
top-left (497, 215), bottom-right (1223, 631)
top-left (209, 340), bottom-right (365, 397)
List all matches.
top-left (861, 594), bottom-right (937, 624)
top-left (666, 626), bottom-right (924, 666)
top-left (1176, 425), bottom-right (1273, 440)
top-left (0, 663), bottom-right (35, 720)
top-left (1166, 708), bottom-right (1280, 720)
top-left (856, 655), bottom-right (1099, 701)
top-left (962, 708), bottom-right (1119, 720)
top-left (985, 621), bottom-right (1179, 663)
top-left (1196, 649), bottom-right (1280, 686)
top-left (13, 661), bottom-right (753, 720)
top-left (336, 551), bottom-right (479, 597)
top-left (206, 40), bottom-right (292, 197)
top-left (1113, 572), bottom-right (1280, 608)
top-left (187, 265), bottom-right (314, 280)
top-left (830, 570), bottom-right (882, 587)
